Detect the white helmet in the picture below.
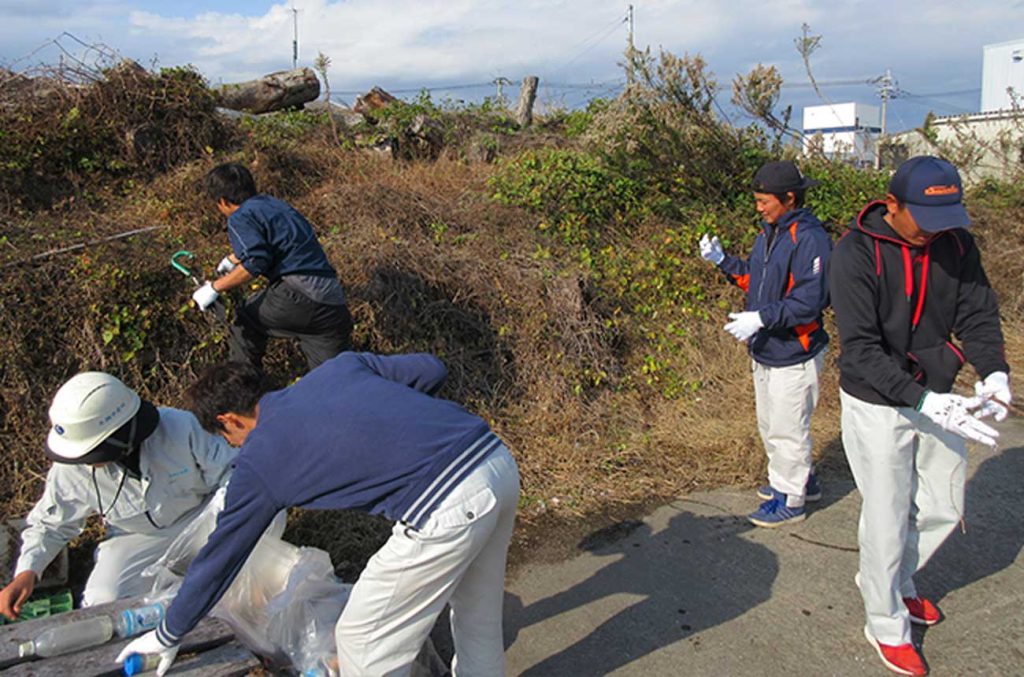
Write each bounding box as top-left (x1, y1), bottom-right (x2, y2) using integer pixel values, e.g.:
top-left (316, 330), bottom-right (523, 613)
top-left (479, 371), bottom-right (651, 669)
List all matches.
top-left (47, 372), bottom-right (140, 462)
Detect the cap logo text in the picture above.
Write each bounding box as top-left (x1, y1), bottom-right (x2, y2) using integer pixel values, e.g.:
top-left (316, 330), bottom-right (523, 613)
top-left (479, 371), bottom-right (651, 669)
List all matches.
top-left (924, 185), bottom-right (959, 196)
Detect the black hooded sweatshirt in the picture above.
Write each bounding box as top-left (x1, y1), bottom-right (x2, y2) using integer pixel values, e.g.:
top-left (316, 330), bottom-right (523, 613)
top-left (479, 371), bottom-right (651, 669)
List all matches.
top-left (828, 201), bottom-right (1007, 408)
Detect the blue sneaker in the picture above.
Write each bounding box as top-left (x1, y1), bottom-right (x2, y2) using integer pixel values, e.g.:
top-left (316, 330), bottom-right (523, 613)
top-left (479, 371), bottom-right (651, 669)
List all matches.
top-left (757, 473), bottom-right (822, 502)
top-left (748, 495), bottom-right (806, 528)
top-left (805, 473), bottom-right (822, 502)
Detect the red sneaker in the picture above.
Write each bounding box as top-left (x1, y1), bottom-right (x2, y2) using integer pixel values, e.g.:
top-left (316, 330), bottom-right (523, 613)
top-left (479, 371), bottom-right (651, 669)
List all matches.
top-left (864, 626), bottom-right (929, 676)
top-left (904, 596), bottom-right (942, 626)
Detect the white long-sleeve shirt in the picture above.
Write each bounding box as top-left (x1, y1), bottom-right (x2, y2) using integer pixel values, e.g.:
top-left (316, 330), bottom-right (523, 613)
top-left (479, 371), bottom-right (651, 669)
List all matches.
top-left (15, 407), bottom-right (236, 577)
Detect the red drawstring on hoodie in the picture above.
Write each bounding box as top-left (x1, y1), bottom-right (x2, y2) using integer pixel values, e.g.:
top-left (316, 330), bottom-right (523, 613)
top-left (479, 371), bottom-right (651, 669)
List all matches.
top-left (901, 247), bottom-right (913, 300)
top-left (859, 200), bottom-right (932, 331)
top-left (900, 244), bottom-right (931, 330)
top-left (912, 246), bottom-right (930, 330)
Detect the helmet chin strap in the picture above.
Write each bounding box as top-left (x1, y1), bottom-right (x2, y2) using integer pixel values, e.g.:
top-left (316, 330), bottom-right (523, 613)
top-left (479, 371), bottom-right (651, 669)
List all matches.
top-left (91, 416), bottom-right (138, 518)
top-left (103, 414), bottom-right (139, 456)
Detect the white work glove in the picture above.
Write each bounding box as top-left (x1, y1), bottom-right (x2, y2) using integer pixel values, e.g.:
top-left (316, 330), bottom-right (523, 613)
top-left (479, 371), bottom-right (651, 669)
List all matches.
top-left (919, 391), bottom-right (999, 446)
top-left (116, 630), bottom-right (179, 677)
top-left (191, 282), bottom-right (219, 311)
top-left (974, 371), bottom-right (1011, 422)
top-left (699, 233), bottom-right (725, 266)
top-left (724, 311), bottom-right (764, 342)
top-left (216, 255), bottom-right (237, 275)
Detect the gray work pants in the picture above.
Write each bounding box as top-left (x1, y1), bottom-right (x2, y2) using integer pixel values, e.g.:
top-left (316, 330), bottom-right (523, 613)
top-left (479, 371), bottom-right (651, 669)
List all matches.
top-left (229, 279), bottom-right (353, 370)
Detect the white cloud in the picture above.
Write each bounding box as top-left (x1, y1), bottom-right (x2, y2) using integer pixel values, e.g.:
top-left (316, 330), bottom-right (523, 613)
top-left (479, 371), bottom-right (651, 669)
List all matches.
top-left (2, 1), bottom-right (1022, 123)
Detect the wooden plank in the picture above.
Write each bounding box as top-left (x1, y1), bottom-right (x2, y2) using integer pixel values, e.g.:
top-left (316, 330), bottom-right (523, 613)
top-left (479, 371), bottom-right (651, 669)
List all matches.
top-left (168, 641), bottom-right (264, 677)
top-left (1, 611), bottom-right (236, 675)
top-left (2, 640), bottom-right (260, 677)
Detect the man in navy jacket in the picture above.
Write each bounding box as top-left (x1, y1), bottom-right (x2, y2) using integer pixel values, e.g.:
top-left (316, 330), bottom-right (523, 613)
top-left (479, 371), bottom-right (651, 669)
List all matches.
top-left (191, 163), bottom-right (353, 370)
top-left (699, 160), bottom-right (832, 527)
top-left (118, 353), bottom-right (520, 676)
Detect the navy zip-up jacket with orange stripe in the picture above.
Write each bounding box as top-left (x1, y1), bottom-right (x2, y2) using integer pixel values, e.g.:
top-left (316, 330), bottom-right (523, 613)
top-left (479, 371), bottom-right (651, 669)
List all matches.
top-left (156, 352), bottom-right (501, 647)
top-left (718, 207), bottom-right (832, 367)
top-left (828, 201), bottom-right (1007, 408)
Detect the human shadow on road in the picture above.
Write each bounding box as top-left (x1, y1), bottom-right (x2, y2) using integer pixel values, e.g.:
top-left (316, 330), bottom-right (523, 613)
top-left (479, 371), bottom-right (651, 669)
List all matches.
top-left (916, 443), bottom-right (1024, 603)
top-left (501, 506), bottom-right (779, 675)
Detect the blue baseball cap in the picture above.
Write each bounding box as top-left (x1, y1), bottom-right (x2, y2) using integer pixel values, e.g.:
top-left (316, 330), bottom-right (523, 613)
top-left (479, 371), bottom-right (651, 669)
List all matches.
top-left (889, 156), bottom-right (970, 232)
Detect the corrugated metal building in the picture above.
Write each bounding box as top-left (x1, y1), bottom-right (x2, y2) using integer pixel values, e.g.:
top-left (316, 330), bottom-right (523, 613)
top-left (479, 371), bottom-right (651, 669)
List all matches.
top-left (982, 38), bottom-right (1024, 113)
top-left (887, 109), bottom-right (1023, 184)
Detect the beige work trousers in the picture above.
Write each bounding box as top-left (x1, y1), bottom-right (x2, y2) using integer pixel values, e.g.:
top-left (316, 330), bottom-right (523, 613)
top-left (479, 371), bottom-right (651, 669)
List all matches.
top-left (752, 351), bottom-right (825, 507)
top-left (840, 389), bottom-right (967, 645)
top-left (335, 444), bottom-right (520, 676)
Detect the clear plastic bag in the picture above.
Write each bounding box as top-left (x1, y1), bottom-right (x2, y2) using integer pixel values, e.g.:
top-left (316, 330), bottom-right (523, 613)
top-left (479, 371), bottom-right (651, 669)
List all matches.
top-left (140, 487), bottom-right (345, 674)
top-left (265, 547), bottom-right (352, 675)
top-left (141, 486), bottom-right (444, 676)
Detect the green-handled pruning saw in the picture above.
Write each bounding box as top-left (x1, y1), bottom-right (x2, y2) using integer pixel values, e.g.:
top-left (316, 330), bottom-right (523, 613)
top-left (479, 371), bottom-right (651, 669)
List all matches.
top-left (171, 250), bottom-right (227, 322)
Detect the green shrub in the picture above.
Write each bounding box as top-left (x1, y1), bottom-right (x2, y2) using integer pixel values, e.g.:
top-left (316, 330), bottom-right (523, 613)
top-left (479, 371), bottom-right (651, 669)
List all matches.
top-left (584, 49), bottom-right (771, 218)
top-left (802, 160), bottom-right (888, 229)
top-left (490, 148), bottom-right (646, 247)
top-left (239, 109), bottom-right (330, 148)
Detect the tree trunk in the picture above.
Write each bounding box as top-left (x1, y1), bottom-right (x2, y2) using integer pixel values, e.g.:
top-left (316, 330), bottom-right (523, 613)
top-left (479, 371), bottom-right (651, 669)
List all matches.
top-left (515, 76), bottom-right (539, 128)
top-left (217, 68), bottom-right (320, 114)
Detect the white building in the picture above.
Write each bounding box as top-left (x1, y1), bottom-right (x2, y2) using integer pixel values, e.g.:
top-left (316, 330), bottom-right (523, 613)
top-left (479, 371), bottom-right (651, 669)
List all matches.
top-left (982, 38), bottom-right (1024, 113)
top-left (888, 110), bottom-right (1023, 184)
top-left (802, 102), bottom-right (882, 166)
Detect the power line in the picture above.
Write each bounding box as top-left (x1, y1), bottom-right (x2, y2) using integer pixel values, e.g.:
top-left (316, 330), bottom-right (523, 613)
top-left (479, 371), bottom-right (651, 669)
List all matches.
top-left (903, 87), bottom-right (981, 98)
top-left (779, 77), bottom-right (873, 89)
top-left (897, 93), bottom-right (973, 115)
top-left (564, 81), bottom-right (625, 108)
top-left (545, 79), bottom-right (625, 90)
top-left (550, 13), bottom-right (628, 76)
top-left (332, 82), bottom-right (493, 96)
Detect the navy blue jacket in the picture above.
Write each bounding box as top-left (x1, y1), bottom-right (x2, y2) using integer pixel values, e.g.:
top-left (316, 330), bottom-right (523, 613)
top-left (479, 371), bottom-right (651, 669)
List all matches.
top-left (227, 195), bottom-right (338, 282)
top-left (718, 208), bottom-right (832, 366)
top-left (157, 352), bottom-right (501, 646)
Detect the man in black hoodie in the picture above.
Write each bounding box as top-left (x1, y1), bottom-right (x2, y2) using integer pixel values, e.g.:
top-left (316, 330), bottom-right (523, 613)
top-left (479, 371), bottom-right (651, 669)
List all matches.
top-left (829, 156), bottom-right (1011, 676)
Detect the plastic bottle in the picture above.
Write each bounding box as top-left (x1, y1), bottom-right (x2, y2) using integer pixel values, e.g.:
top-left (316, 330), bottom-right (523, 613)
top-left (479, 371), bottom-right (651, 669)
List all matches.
top-left (123, 652), bottom-right (161, 676)
top-left (18, 614), bottom-right (114, 657)
top-left (114, 602), bottom-right (166, 638)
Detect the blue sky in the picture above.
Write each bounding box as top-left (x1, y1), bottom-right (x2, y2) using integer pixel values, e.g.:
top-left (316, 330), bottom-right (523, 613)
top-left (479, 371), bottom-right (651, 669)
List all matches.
top-left (1, 1), bottom-right (1022, 132)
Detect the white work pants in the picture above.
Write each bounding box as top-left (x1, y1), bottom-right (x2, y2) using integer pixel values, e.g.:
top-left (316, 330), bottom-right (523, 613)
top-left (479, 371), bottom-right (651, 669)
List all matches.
top-left (81, 523), bottom-right (191, 607)
top-left (752, 351), bottom-right (824, 507)
top-left (336, 444), bottom-right (520, 677)
top-left (840, 389), bottom-right (967, 645)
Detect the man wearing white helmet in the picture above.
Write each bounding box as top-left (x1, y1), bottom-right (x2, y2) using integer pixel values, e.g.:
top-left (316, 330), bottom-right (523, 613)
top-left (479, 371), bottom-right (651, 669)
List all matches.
top-left (0, 372), bottom-right (236, 619)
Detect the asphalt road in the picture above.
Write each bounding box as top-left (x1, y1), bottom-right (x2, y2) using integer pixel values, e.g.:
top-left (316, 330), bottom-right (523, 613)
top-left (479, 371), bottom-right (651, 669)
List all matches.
top-left (501, 419), bottom-right (1024, 676)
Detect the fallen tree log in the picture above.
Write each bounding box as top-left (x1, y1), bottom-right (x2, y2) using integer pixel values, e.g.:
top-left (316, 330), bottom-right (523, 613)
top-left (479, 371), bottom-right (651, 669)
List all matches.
top-left (217, 67), bottom-right (320, 114)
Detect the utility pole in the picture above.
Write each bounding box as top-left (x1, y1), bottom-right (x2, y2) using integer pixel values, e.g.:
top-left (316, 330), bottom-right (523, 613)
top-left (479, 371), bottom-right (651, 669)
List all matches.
top-left (626, 4), bottom-right (635, 84)
top-left (493, 77), bottom-right (512, 107)
top-left (291, 6), bottom-right (299, 69)
top-left (874, 67), bottom-right (897, 169)
top-left (627, 4), bottom-right (635, 52)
